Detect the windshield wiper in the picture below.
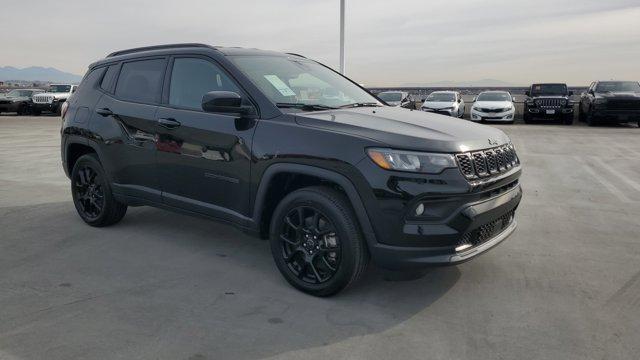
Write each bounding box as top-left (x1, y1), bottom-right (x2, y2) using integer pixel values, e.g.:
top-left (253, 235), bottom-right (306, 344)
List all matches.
top-left (338, 102), bottom-right (382, 108)
top-left (275, 103), bottom-right (337, 111)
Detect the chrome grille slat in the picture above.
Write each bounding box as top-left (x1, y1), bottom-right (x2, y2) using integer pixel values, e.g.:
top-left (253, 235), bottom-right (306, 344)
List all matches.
top-left (456, 144), bottom-right (520, 180)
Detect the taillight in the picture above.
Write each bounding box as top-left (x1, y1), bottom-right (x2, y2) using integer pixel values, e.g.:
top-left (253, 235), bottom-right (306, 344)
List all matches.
top-left (61, 101), bottom-right (69, 120)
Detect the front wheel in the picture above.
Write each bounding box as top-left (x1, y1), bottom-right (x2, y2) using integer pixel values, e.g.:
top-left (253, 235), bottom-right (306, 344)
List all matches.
top-left (586, 109), bottom-right (598, 126)
top-left (71, 154), bottom-right (127, 227)
top-left (269, 186), bottom-right (369, 297)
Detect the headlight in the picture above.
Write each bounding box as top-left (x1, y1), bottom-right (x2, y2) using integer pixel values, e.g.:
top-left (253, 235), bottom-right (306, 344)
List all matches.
top-left (367, 148), bottom-right (457, 174)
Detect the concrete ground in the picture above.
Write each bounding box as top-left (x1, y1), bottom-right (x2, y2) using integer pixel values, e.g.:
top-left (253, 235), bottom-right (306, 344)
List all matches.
top-left (1, 114), bottom-right (639, 360)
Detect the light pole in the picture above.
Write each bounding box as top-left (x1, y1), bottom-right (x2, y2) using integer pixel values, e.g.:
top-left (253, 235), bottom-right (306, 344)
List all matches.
top-left (339, 0), bottom-right (345, 74)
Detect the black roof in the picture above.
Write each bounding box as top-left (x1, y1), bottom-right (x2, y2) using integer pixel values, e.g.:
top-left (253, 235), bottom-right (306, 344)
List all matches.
top-left (91, 43), bottom-right (304, 69)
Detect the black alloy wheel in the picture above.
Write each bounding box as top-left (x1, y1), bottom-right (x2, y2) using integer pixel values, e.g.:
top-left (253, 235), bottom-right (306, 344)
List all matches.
top-left (71, 154), bottom-right (127, 227)
top-left (269, 186), bottom-right (369, 296)
top-left (73, 165), bottom-right (105, 220)
top-left (279, 206), bottom-right (341, 284)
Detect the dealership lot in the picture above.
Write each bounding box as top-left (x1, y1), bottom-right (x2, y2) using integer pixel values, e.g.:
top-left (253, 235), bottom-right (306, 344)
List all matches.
top-left (1, 115), bottom-right (639, 359)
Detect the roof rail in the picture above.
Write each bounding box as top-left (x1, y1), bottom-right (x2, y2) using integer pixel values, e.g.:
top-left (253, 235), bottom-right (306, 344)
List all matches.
top-left (285, 52), bottom-right (307, 58)
top-left (106, 43), bottom-right (215, 58)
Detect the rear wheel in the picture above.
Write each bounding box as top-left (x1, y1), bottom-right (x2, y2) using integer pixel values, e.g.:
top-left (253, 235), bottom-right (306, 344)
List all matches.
top-left (269, 186), bottom-right (368, 296)
top-left (71, 154), bottom-right (127, 227)
top-left (586, 108), bottom-right (598, 126)
top-left (16, 103), bottom-right (29, 115)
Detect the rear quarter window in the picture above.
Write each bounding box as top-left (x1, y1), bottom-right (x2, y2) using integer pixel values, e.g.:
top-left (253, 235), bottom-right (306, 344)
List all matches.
top-left (100, 65), bottom-right (120, 93)
top-left (115, 59), bottom-right (166, 104)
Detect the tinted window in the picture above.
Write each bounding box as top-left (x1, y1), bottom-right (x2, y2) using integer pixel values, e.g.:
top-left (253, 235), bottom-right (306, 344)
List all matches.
top-left (425, 93), bottom-right (455, 102)
top-left (75, 68), bottom-right (104, 95)
top-left (115, 59), bottom-right (165, 103)
top-left (100, 65), bottom-right (119, 92)
top-left (531, 84), bottom-right (567, 96)
top-left (477, 92), bottom-right (511, 101)
top-left (596, 81), bottom-right (640, 93)
top-left (169, 58), bottom-right (241, 110)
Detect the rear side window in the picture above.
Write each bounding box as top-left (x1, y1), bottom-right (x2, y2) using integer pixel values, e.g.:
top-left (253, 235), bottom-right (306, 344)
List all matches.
top-left (100, 65), bottom-right (119, 92)
top-left (75, 67), bottom-right (105, 95)
top-left (115, 59), bottom-right (165, 104)
top-left (169, 58), bottom-right (241, 110)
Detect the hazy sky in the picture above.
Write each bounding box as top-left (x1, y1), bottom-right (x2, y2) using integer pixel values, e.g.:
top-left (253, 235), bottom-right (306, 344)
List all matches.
top-left (1, 0), bottom-right (639, 86)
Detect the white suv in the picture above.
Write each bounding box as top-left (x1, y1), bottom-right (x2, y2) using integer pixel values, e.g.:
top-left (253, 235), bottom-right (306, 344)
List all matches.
top-left (32, 84), bottom-right (77, 115)
top-left (470, 91), bottom-right (515, 123)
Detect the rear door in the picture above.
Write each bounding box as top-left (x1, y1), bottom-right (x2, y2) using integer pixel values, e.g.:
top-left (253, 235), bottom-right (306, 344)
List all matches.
top-left (92, 57), bottom-right (167, 202)
top-left (155, 56), bottom-right (257, 222)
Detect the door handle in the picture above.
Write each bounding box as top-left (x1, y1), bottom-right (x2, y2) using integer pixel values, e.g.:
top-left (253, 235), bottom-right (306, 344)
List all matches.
top-left (158, 118), bottom-right (181, 129)
top-left (96, 107), bottom-right (113, 117)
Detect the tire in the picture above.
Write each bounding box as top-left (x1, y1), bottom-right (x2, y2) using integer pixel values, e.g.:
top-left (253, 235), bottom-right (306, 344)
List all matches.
top-left (16, 103), bottom-right (29, 115)
top-left (586, 109), bottom-right (598, 126)
top-left (71, 153), bottom-right (127, 227)
top-left (269, 186), bottom-right (369, 297)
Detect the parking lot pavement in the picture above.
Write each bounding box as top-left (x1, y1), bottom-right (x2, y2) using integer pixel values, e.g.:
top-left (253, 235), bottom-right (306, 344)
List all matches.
top-left (1, 115), bottom-right (639, 360)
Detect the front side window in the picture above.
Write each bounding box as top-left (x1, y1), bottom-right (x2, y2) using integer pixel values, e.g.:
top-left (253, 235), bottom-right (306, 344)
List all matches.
top-left (425, 93), bottom-right (455, 102)
top-left (229, 55), bottom-right (380, 110)
top-left (115, 59), bottom-right (165, 104)
top-left (169, 58), bottom-right (241, 110)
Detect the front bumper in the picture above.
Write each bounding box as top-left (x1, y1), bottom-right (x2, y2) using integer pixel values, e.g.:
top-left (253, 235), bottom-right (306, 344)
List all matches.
top-left (32, 101), bottom-right (61, 112)
top-left (526, 107), bottom-right (573, 118)
top-left (422, 108), bottom-right (454, 116)
top-left (470, 109), bottom-right (514, 122)
top-left (593, 109), bottom-right (640, 123)
top-left (355, 155), bottom-right (523, 270)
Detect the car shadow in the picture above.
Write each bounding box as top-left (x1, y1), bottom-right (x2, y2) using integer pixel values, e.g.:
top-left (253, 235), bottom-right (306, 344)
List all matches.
top-left (0, 202), bottom-right (460, 360)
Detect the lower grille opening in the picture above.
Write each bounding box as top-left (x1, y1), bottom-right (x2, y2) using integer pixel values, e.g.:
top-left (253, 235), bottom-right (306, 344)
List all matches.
top-left (456, 209), bottom-right (515, 251)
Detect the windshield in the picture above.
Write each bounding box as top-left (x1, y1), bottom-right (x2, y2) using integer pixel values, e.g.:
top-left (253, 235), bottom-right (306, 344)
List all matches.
top-left (531, 84), bottom-right (567, 96)
top-left (477, 92), bottom-right (511, 102)
top-left (425, 93), bottom-right (455, 102)
top-left (48, 85), bottom-right (71, 93)
top-left (378, 92), bottom-right (403, 102)
top-left (6, 90), bottom-right (33, 97)
top-left (596, 81), bottom-right (640, 93)
top-left (229, 55), bottom-right (380, 110)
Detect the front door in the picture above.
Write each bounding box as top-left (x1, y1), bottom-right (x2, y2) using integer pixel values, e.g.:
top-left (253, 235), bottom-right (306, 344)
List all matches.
top-left (156, 56), bottom-right (257, 223)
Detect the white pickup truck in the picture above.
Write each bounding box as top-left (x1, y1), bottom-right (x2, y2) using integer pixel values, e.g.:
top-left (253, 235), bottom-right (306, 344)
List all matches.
top-left (32, 84), bottom-right (77, 115)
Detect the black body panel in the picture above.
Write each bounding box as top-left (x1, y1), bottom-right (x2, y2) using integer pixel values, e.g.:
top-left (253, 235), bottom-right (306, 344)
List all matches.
top-left (61, 44), bottom-right (522, 270)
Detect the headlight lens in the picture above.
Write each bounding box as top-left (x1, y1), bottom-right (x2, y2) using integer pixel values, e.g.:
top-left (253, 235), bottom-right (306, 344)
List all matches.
top-left (367, 148), bottom-right (457, 174)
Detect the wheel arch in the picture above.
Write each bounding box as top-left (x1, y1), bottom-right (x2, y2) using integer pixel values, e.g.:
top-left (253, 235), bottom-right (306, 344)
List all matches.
top-left (252, 163), bottom-right (377, 248)
top-left (64, 137), bottom-right (102, 178)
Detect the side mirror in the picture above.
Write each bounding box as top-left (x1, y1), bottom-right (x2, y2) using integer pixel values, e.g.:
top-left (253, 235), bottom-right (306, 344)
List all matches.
top-left (202, 91), bottom-right (247, 114)
top-left (472, 96), bottom-right (477, 102)
top-left (525, 90), bottom-right (530, 97)
top-left (421, 98), bottom-right (426, 102)
top-left (457, 98), bottom-right (462, 103)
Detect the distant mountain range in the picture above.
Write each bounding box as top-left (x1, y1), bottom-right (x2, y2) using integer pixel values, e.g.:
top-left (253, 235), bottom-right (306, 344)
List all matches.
top-left (400, 79), bottom-right (518, 87)
top-left (0, 66), bottom-right (82, 83)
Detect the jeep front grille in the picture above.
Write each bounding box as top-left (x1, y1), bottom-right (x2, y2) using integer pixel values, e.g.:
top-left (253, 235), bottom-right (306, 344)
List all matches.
top-left (455, 144), bottom-right (519, 180)
top-left (535, 98), bottom-right (566, 108)
top-left (32, 95), bottom-right (53, 104)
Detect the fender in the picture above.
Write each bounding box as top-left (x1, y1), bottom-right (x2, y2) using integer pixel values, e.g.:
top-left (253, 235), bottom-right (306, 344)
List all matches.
top-left (62, 135), bottom-right (106, 178)
top-left (252, 163), bottom-right (378, 248)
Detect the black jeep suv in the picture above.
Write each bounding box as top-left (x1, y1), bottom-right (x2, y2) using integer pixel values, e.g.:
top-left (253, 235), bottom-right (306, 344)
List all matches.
top-left (61, 44), bottom-right (522, 296)
top-left (523, 83), bottom-right (574, 125)
top-left (579, 81), bottom-right (640, 126)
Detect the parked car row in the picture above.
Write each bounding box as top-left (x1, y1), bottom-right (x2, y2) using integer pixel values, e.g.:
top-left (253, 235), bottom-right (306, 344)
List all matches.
top-left (378, 80), bottom-right (640, 127)
top-left (0, 84), bottom-right (77, 115)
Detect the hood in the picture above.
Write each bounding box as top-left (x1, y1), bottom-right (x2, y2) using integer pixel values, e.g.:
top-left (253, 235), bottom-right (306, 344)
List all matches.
top-left (294, 106), bottom-right (510, 153)
top-left (421, 101), bottom-right (456, 109)
top-left (473, 100), bottom-right (513, 109)
top-left (530, 94), bottom-right (568, 99)
top-left (597, 91), bottom-right (640, 99)
top-left (34, 92), bottom-right (70, 98)
top-left (0, 94), bottom-right (28, 101)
